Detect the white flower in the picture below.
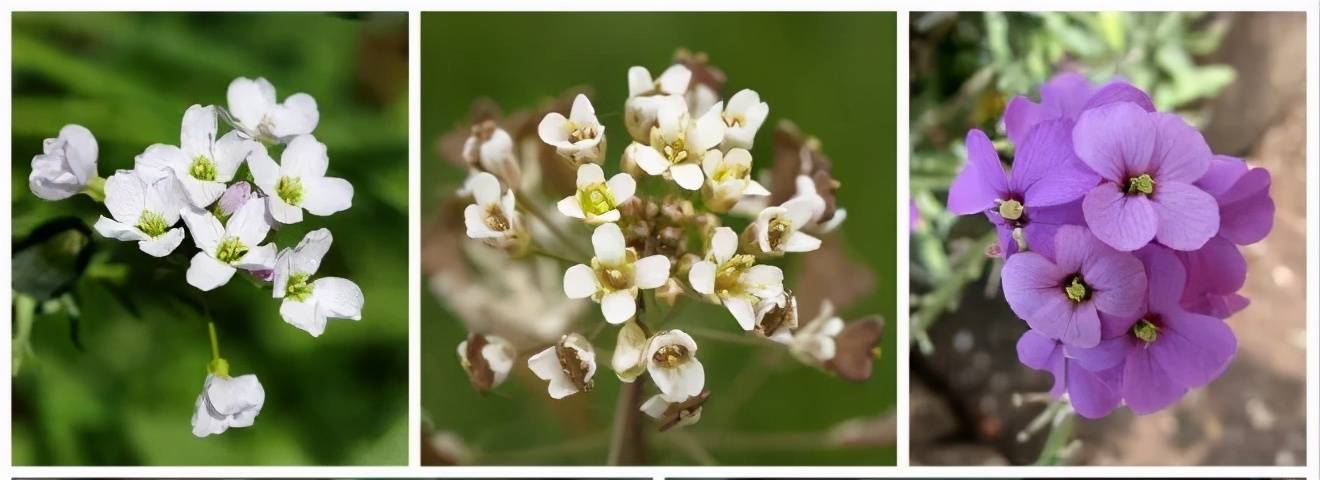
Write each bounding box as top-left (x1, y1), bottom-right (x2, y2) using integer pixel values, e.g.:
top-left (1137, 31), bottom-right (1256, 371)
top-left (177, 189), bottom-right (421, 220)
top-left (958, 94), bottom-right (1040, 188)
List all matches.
top-left (458, 334), bottom-right (516, 392)
top-left (624, 64), bottom-right (691, 141)
top-left (92, 171), bottom-right (189, 257)
top-left (538, 94), bottom-right (607, 165)
top-left (463, 122), bottom-right (522, 188)
top-left (248, 135), bottom-right (354, 224)
top-left (640, 393), bottom-right (706, 430)
top-left (191, 372), bottom-right (265, 437)
top-left (611, 320), bottom-right (649, 382)
top-left (646, 329), bottom-right (705, 401)
top-left (688, 227), bottom-right (784, 330)
top-left (527, 333), bottom-right (596, 399)
top-left (462, 172), bottom-right (527, 252)
top-left (753, 292), bottom-right (797, 343)
top-left (227, 76), bottom-right (319, 142)
top-left (139, 105), bottom-right (255, 208)
top-left (181, 197), bottom-right (277, 291)
top-left (720, 89), bottom-right (769, 149)
top-left (632, 100), bottom-right (726, 190)
top-left (788, 299), bottom-right (846, 365)
top-left (701, 148), bottom-right (769, 212)
top-left (273, 229), bottom-right (364, 337)
top-left (562, 223), bottom-right (671, 324)
top-left (556, 164), bottom-right (636, 224)
top-left (30, 124), bottom-right (99, 201)
top-left (790, 174), bottom-right (847, 233)
top-left (751, 197), bottom-right (822, 254)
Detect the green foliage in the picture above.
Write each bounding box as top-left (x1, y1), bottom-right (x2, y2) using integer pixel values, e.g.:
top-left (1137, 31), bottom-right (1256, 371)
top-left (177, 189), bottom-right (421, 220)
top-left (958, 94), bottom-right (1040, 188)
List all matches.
top-left (422, 12), bottom-right (897, 465)
top-left (11, 12), bottom-right (408, 465)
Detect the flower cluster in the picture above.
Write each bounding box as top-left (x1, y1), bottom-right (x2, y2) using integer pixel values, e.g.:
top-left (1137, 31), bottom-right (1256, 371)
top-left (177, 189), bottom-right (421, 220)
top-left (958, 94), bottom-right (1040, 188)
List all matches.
top-left (28, 77), bottom-right (365, 437)
top-left (453, 53), bottom-right (883, 432)
top-left (948, 73), bottom-right (1274, 418)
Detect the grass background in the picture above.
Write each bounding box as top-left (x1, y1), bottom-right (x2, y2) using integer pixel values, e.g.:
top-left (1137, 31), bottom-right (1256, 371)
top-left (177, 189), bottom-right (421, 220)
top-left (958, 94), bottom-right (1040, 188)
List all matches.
top-left (10, 12), bottom-right (409, 465)
top-left (421, 12), bottom-right (897, 465)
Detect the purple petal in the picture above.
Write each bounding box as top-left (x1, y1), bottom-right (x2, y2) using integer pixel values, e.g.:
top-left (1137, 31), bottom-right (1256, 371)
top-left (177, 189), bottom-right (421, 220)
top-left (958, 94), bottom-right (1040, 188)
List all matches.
top-left (1003, 96), bottom-right (1046, 147)
top-left (1073, 102), bottom-right (1157, 183)
top-left (1003, 252), bottom-right (1100, 346)
top-left (1151, 182), bottom-right (1220, 251)
top-left (1099, 311), bottom-right (1140, 339)
top-left (1083, 246), bottom-right (1148, 319)
top-left (1010, 119), bottom-right (1099, 207)
top-left (1150, 113), bottom-right (1212, 183)
top-left (1065, 335), bottom-right (1129, 372)
top-left (1217, 167), bottom-right (1274, 245)
top-left (1039, 72), bottom-right (1093, 119)
top-left (1135, 245), bottom-right (1187, 313)
top-left (1083, 184), bottom-right (1157, 251)
top-left (1050, 224), bottom-right (1094, 272)
top-left (1151, 310), bottom-right (1236, 389)
top-left (1066, 362), bottom-right (1123, 419)
top-left (1178, 236), bottom-right (1246, 296)
top-left (1195, 155), bottom-right (1247, 197)
top-left (1082, 81), bottom-right (1156, 113)
top-left (948, 129), bottom-right (1009, 215)
top-left (1122, 348), bottom-right (1188, 414)
top-left (1016, 329), bottom-right (1066, 397)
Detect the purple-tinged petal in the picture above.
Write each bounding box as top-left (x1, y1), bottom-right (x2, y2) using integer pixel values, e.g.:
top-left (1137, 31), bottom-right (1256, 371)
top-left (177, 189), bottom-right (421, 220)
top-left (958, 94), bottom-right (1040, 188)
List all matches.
top-left (1217, 167), bottom-right (1274, 245)
top-left (1195, 155), bottom-right (1247, 197)
top-left (1081, 81), bottom-right (1156, 113)
top-left (1016, 329), bottom-right (1066, 397)
top-left (1083, 184), bottom-right (1157, 251)
top-left (1149, 113), bottom-right (1211, 183)
top-left (1039, 72), bottom-right (1092, 120)
top-left (1122, 347), bottom-right (1188, 414)
top-left (1100, 311), bottom-right (1140, 339)
top-left (1178, 236), bottom-right (1246, 296)
top-left (1049, 224), bottom-right (1094, 273)
top-left (1065, 335), bottom-right (1130, 372)
top-left (1073, 102), bottom-right (1157, 183)
top-left (1135, 244), bottom-right (1188, 314)
top-left (1151, 182), bottom-right (1219, 251)
top-left (1004, 252), bottom-right (1100, 346)
top-left (1066, 362), bottom-right (1123, 419)
top-left (1083, 247), bottom-right (1148, 319)
top-left (1010, 119), bottom-right (1099, 208)
top-left (948, 129), bottom-right (1009, 215)
top-left (1003, 96), bottom-right (1046, 146)
top-left (1151, 311), bottom-right (1236, 389)
top-left (994, 222), bottom-right (1019, 258)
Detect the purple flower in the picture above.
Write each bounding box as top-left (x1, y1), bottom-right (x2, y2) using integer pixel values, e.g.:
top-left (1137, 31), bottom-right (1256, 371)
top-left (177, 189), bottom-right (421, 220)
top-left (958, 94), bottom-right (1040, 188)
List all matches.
top-left (1001, 225), bottom-right (1147, 348)
top-left (1074, 102), bottom-right (1220, 252)
top-left (218, 180), bottom-right (256, 217)
top-left (1177, 236), bottom-right (1248, 318)
top-left (1067, 245), bottom-right (1237, 414)
top-left (1003, 72), bottom-right (1155, 146)
top-left (948, 120), bottom-right (1097, 257)
top-left (1196, 155), bottom-right (1275, 246)
top-left (1016, 329), bottom-right (1122, 419)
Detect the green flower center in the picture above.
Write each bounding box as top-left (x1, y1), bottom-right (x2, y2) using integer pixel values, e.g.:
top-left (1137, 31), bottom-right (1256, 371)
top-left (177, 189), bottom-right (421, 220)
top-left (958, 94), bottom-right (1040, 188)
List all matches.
top-left (592, 251), bottom-right (637, 292)
top-left (567, 121), bottom-right (598, 141)
top-left (651, 127), bottom-right (690, 164)
top-left (652, 344), bottom-right (690, 368)
top-left (190, 155), bottom-right (217, 181)
top-left (998, 199), bottom-right (1025, 221)
top-left (767, 216), bottom-right (793, 251)
top-left (285, 272), bottom-right (314, 301)
top-left (1063, 275), bottom-right (1090, 303)
top-left (1132, 318), bottom-right (1160, 343)
top-left (1127, 173), bottom-right (1155, 195)
top-left (712, 161), bottom-right (749, 183)
top-left (136, 210), bottom-right (170, 237)
top-left (577, 183), bottom-right (616, 217)
top-left (215, 237), bottom-right (249, 264)
top-left (714, 254), bottom-right (756, 297)
top-left (276, 176), bottom-right (303, 205)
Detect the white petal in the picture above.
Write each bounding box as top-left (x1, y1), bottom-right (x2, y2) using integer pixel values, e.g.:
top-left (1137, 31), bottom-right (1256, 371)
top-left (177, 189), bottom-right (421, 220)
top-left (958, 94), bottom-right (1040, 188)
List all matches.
top-left (268, 196), bottom-right (304, 224)
top-left (627, 66), bottom-right (654, 97)
top-left (226, 198), bottom-right (271, 247)
top-left (606, 173), bottom-right (636, 203)
top-left (724, 297), bottom-right (757, 330)
top-left (187, 252), bottom-right (237, 291)
top-left (93, 217), bottom-right (148, 241)
top-left (527, 347), bottom-right (577, 399)
top-left (139, 228), bottom-right (185, 257)
top-left (557, 196), bottom-right (586, 219)
top-left (727, 89), bottom-right (761, 115)
top-left (236, 243), bottom-right (277, 271)
top-left (248, 147), bottom-right (281, 195)
top-left (180, 105), bottom-right (217, 157)
top-left (656, 64), bottom-right (692, 95)
top-left (588, 209), bottom-right (621, 224)
top-left (58, 124), bottom-right (99, 183)
top-left (672, 359), bottom-right (705, 400)
top-left (291, 228), bottom-right (333, 276)
top-left (268, 93), bottom-right (320, 139)
top-left (206, 373), bottom-right (266, 416)
top-left (744, 180), bottom-right (771, 196)
top-left (212, 131), bottom-right (253, 181)
top-left (181, 208), bottom-right (225, 252)
top-left (177, 175), bottom-right (226, 208)
top-left (743, 264), bottom-right (785, 298)
top-left (591, 222), bottom-right (627, 265)
top-left (470, 172), bottom-right (502, 206)
top-left (538, 112), bottom-right (570, 146)
top-left (144, 176), bottom-right (188, 224)
top-left (281, 135), bottom-right (329, 179)
top-left (301, 176), bottom-right (354, 216)
top-left (312, 277), bottom-right (364, 320)
top-left (688, 261), bottom-right (715, 295)
top-left (601, 290), bottom-right (637, 324)
top-left (782, 196), bottom-right (818, 229)
top-left (710, 226), bottom-right (737, 262)
top-left (569, 94), bottom-right (597, 124)
top-left (612, 321), bottom-right (648, 381)
top-left (227, 77), bottom-right (277, 131)
top-left (281, 297), bottom-right (327, 337)
top-left (103, 172), bottom-right (147, 224)
top-left (688, 103), bottom-right (727, 152)
top-left (633, 255), bottom-right (671, 289)
top-left (782, 231), bottom-right (822, 252)
top-left (576, 163), bottom-right (605, 187)
top-left (463, 204), bottom-right (498, 239)
top-left (640, 394), bottom-right (670, 419)
top-left (133, 144), bottom-right (183, 183)
top-left (701, 149), bottom-right (724, 177)
top-left (273, 248), bottom-right (293, 298)
top-left (632, 144), bottom-right (672, 175)
top-left (562, 264), bottom-right (598, 299)
top-left (670, 162), bottom-right (704, 190)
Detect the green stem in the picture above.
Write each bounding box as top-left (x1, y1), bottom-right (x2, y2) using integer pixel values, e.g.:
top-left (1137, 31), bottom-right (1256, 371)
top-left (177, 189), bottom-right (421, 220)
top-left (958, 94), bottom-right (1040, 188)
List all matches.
top-left (208, 322), bottom-right (221, 361)
top-left (530, 247), bottom-right (581, 265)
top-left (81, 176), bottom-right (106, 203)
top-left (516, 191), bottom-right (589, 258)
top-left (206, 322), bottom-right (229, 377)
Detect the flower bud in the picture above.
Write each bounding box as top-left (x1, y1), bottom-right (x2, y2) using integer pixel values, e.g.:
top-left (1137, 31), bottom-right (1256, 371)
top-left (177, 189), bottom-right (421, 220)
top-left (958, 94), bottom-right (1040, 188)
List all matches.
top-left (611, 321), bottom-right (649, 382)
top-left (30, 124), bottom-right (99, 201)
top-left (458, 333), bottom-right (516, 393)
top-left (463, 120), bottom-right (522, 187)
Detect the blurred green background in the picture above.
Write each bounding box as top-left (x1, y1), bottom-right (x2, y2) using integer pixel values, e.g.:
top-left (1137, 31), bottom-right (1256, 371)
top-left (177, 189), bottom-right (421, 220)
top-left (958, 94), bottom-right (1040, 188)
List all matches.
top-left (421, 12), bottom-right (896, 465)
top-left (11, 12), bottom-right (408, 465)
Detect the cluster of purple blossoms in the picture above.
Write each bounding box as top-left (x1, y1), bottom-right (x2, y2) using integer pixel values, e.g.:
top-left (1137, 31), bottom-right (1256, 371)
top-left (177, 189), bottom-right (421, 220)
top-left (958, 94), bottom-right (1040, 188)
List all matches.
top-left (948, 73), bottom-right (1275, 418)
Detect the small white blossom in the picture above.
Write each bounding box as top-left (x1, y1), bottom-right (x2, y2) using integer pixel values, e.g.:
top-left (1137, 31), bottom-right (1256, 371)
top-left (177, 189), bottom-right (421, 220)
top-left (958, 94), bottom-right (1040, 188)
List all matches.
top-left (701, 148), bottom-right (769, 212)
top-left (556, 163), bottom-right (636, 224)
top-left (463, 122), bottom-right (522, 188)
top-left (249, 135), bottom-right (354, 224)
top-left (458, 334), bottom-right (516, 392)
top-left (624, 64), bottom-right (692, 141)
top-left (538, 94), bottom-right (607, 165)
top-left (227, 76), bottom-right (319, 142)
top-left (30, 124), bottom-right (99, 201)
top-left (181, 197), bottom-right (277, 291)
top-left (139, 105), bottom-right (255, 208)
top-left (646, 329), bottom-right (704, 401)
top-left (689, 227), bottom-right (784, 330)
top-left (462, 172), bottom-right (527, 252)
top-left (611, 320), bottom-right (649, 382)
top-left (191, 372), bottom-right (265, 438)
top-left (273, 229), bottom-right (364, 337)
top-left (790, 174), bottom-right (847, 233)
top-left (92, 171), bottom-right (189, 257)
top-left (752, 197), bottom-right (822, 254)
top-left (640, 393), bottom-right (705, 430)
top-left (753, 292), bottom-right (797, 343)
top-left (788, 299), bottom-right (846, 365)
top-left (527, 333), bottom-right (597, 399)
top-left (632, 101), bottom-right (726, 190)
top-left (562, 223), bottom-right (671, 324)
top-left (720, 89), bottom-right (769, 149)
